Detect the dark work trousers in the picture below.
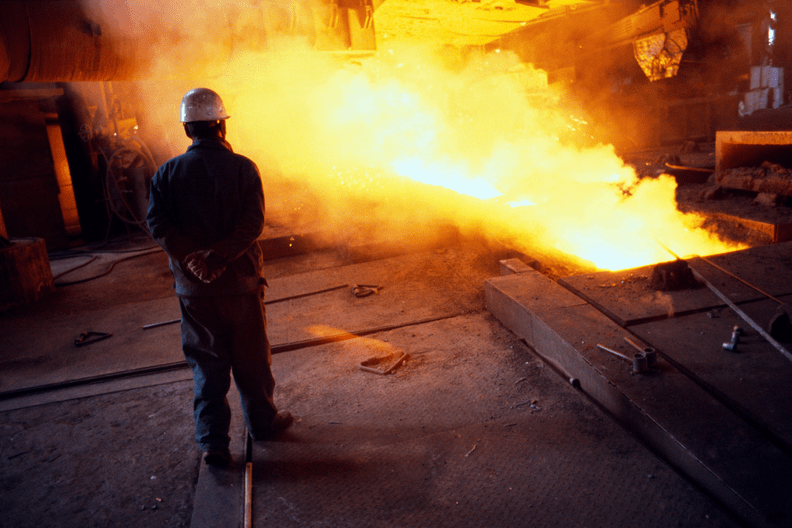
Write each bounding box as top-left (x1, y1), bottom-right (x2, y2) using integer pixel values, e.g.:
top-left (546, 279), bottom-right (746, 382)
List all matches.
top-left (179, 287), bottom-right (278, 451)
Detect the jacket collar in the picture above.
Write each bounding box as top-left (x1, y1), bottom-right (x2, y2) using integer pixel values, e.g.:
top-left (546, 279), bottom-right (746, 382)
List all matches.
top-left (187, 137), bottom-right (234, 153)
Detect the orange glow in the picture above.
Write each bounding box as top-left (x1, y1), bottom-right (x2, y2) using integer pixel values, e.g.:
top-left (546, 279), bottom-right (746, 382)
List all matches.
top-left (125, 7), bottom-right (744, 272)
top-left (307, 325), bottom-right (404, 357)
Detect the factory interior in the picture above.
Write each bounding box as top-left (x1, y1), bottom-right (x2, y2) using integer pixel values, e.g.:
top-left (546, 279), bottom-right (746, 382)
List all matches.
top-left (2, 0), bottom-right (792, 526)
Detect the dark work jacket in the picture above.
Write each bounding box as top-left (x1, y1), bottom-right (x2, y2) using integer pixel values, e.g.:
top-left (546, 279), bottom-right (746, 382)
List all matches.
top-left (147, 137), bottom-right (266, 297)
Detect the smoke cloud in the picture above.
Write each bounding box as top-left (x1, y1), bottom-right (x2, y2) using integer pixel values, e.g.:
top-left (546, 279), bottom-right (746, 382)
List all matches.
top-left (83, 0), bottom-right (744, 271)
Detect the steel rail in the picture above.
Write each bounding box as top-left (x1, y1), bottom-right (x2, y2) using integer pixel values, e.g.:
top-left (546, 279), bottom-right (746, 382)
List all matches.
top-left (142, 284), bottom-right (352, 330)
top-left (697, 255), bottom-right (786, 306)
top-left (690, 267), bottom-right (792, 365)
top-left (0, 312), bottom-right (467, 402)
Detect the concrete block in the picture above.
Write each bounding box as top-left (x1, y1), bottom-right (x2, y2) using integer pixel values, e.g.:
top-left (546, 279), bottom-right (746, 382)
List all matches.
top-left (716, 130), bottom-right (792, 171)
top-left (485, 272), bottom-right (586, 349)
top-left (743, 91), bottom-right (756, 115)
top-left (486, 271), bottom-right (792, 528)
top-left (761, 66), bottom-right (782, 89)
top-left (750, 66), bottom-right (762, 90)
top-left (761, 66), bottom-right (772, 88)
top-left (772, 87), bottom-right (784, 109)
top-left (498, 258), bottom-right (533, 275)
top-left (485, 275), bottom-right (535, 346)
top-left (754, 192), bottom-right (781, 206)
top-left (758, 87), bottom-right (770, 109)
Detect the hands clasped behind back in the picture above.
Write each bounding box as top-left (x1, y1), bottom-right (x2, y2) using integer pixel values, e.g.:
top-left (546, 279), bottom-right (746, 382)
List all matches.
top-left (185, 250), bottom-right (226, 283)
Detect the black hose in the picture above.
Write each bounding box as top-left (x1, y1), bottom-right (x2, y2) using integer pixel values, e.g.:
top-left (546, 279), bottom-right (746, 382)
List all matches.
top-left (54, 249), bottom-right (162, 287)
top-left (51, 255), bottom-right (98, 281)
top-left (49, 233), bottom-right (158, 260)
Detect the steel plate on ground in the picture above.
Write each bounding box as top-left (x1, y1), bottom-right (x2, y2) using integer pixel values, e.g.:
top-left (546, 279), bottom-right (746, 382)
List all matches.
top-left (265, 248), bottom-right (487, 346)
top-left (558, 242), bottom-right (792, 327)
top-left (253, 315), bottom-right (739, 528)
top-left (632, 294), bottom-right (792, 452)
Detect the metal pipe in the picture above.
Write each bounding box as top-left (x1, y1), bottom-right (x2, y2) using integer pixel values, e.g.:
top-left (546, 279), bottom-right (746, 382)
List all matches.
top-left (244, 462), bottom-right (253, 528)
top-left (596, 343), bottom-right (631, 362)
top-left (0, 0), bottom-right (379, 83)
top-left (624, 337), bottom-right (657, 367)
top-left (691, 265), bottom-right (792, 365)
top-left (597, 343), bottom-right (648, 374)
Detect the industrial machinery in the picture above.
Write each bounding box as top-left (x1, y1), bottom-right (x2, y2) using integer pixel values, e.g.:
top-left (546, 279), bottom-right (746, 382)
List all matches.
top-left (0, 0), bottom-right (382, 248)
top-left (0, 0), bottom-right (380, 83)
top-left (492, 0), bottom-right (787, 147)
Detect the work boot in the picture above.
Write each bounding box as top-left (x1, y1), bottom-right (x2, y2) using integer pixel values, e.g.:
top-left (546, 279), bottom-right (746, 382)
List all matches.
top-left (251, 411), bottom-right (294, 440)
top-left (269, 411), bottom-right (294, 433)
top-left (203, 449), bottom-right (232, 467)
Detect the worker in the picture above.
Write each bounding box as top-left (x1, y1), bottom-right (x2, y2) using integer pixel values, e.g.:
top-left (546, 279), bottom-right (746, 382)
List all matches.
top-left (147, 87), bottom-right (292, 467)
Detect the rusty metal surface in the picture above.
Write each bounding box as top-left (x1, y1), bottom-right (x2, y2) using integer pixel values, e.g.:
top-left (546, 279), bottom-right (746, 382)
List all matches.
top-left (557, 262), bottom-right (731, 326)
top-left (265, 247), bottom-right (489, 346)
top-left (252, 315), bottom-right (739, 528)
top-left (0, 245), bottom-right (487, 397)
top-left (558, 242), bottom-right (792, 326)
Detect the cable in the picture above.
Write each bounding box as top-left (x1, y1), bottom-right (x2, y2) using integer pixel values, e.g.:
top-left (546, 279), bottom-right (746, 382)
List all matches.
top-left (96, 135), bottom-right (159, 237)
top-left (54, 249), bottom-right (162, 287)
top-left (49, 242), bottom-right (160, 261)
top-left (102, 145), bottom-right (154, 231)
top-left (51, 255), bottom-right (98, 281)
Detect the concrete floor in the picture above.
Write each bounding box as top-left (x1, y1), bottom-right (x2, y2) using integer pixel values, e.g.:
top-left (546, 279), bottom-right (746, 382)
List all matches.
top-left (0, 234), bottom-right (747, 528)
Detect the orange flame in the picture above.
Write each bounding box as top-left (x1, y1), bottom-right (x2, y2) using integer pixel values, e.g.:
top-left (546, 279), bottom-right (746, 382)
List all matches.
top-left (134, 33), bottom-right (743, 272)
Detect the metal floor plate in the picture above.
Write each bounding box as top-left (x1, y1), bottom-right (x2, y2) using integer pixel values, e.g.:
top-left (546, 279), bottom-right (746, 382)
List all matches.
top-left (558, 241), bottom-right (792, 327)
top-left (252, 314), bottom-right (739, 528)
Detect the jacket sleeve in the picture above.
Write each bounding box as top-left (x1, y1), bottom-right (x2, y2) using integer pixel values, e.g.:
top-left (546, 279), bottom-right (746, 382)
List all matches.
top-left (207, 162), bottom-right (265, 265)
top-left (146, 168), bottom-right (194, 263)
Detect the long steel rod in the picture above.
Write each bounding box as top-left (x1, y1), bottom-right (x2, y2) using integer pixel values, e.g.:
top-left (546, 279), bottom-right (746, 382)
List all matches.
top-left (142, 284), bottom-right (351, 329)
top-left (1, 313), bottom-right (462, 401)
top-left (698, 255), bottom-right (785, 305)
top-left (690, 266), bottom-right (792, 365)
top-left (596, 343), bottom-right (631, 362)
top-left (654, 239), bottom-right (792, 365)
top-left (244, 462), bottom-right (253, 528)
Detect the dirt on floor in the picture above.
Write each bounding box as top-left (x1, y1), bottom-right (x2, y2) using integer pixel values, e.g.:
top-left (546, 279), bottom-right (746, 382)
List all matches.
top-left (0, 381), bottom-right (199, 528)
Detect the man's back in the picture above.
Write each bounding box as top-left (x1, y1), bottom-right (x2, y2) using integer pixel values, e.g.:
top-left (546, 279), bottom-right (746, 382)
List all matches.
top-left (148, 137), bottom-right (265, 297)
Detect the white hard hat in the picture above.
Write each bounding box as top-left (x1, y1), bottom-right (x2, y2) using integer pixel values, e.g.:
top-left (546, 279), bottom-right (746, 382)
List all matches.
top-left (180, 88), bottom-right (230, 123)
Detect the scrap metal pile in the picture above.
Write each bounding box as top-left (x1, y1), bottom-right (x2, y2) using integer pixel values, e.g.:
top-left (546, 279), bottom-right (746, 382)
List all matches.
top-left (714, 161), bottom-right (792, 200)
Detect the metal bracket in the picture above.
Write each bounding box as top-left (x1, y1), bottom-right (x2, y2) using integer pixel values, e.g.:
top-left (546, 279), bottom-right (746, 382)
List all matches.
top-left (353, 284), bottom-right (382, 297)
top-left (359, 352), bottom-right (408, 375)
